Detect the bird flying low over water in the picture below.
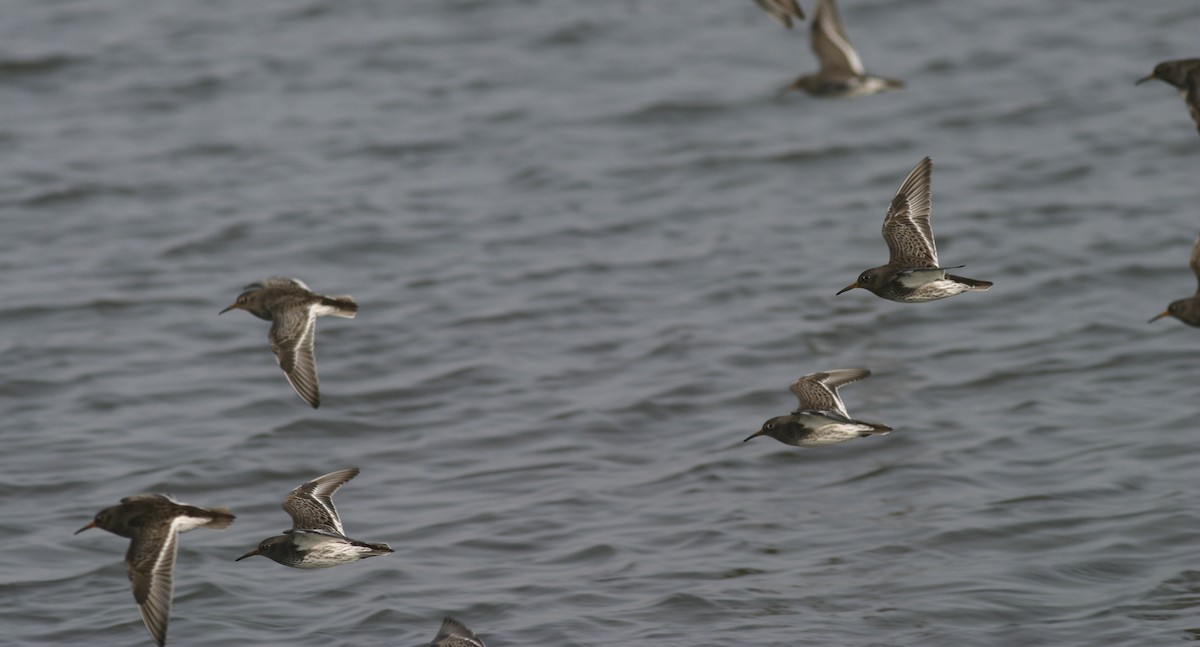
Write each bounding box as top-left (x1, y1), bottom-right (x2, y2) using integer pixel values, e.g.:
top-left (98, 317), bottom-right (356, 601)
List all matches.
top-left (76, 494), bottom-right (235, 646)
top-left (236, 468), bottom-right (392, 569)
top-left (837, 157), bottom-right (992, 303)
top-left (1148, 234), bottom-right (1200, 327)
top-left (745, 368), bottom-right (892, 447)
top-left (781, 0), bottom-right (902, 97)
top-left (1137, 58), bottom-right (1200, 134)
top-left (220, 277), bottom-right (357, 409)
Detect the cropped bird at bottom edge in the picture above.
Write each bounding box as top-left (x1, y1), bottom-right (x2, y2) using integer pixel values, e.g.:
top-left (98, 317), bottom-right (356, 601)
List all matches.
top-left (781, 0), bottom-right (903, 97)
top-left (745, 368), bottom-right (892, 447)
top-left (236, 468), bottom-right (392, 569)
top-left (219, 276), bottom-right (357, 409)
top-left (430, 617), bottom-right (487, 647)
top-left (1137, 58), bottom-right (1200, 134)
top-left (1148, 234), bottom-right (1200, 327)
top-left (837, 156), bottom-right (992, 303)
top-left (76, 494), bottom-right (235, 647)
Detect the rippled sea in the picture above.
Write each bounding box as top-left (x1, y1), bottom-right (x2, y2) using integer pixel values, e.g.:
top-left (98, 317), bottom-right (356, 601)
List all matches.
top-left (3, 0), bottom-right (1199, 645)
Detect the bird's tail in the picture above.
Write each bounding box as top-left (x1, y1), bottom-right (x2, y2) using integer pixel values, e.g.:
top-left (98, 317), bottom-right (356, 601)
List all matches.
top-left (861, 422), bottom-right (894, 436)
top-left (320, 295), bottom-right (358, 318)
top-left (946, 274), bottom-right (993, 291)
top-left (354, 540), bottom-right (394, 557)
top-left (201, 507), bottom-right (237, 530)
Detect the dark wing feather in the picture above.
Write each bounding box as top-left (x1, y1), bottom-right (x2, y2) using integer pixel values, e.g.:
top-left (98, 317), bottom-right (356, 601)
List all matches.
top-left (1189, 234), bottom-right (1200, 294)
top-left (269, 305), bottom-right (321, 408)
top-left (754, 0), bottom-right (804, 29)
top-left (810, 0), bottom-right (863, 77)
top-left (432, 616), bottom-right (486, 647)
top-left (281, 467), bottom-right (360, 534)
top-left (789, 368), bottom-right (871, 416)
top-left (882, 157), bottom-right (938, 266)
top-left (1184, 69), bottom-right (1200, 135)
top-left (125, 521), bottom-right (178, 647)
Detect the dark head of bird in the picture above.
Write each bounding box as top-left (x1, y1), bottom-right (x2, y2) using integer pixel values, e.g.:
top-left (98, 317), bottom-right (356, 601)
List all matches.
top-left (219, 286), bottom-right (272, 320)
top-left (235, 535), bottom-right (290, 562)
top-left (1148, 298), bottom-right (1200, 326)
top-left (837, 267), bottom-right (888, 296)
top-left (75, 505), bottom-right (126, 537)
top-left (744, 415), bottom-right (793, 443)
top-left (1138, 60), bottom-right (1199, 88)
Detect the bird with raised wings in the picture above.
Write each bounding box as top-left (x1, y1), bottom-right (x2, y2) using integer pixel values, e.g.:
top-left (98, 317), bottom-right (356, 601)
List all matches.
top-left (782, 0), bottom-right (902, 97)
top-left (837, 157), bottom-right (992, 302)
top-left (745, 369), bottom-right (892, 447)
top-left (236, 468), bottom-right (392, 569)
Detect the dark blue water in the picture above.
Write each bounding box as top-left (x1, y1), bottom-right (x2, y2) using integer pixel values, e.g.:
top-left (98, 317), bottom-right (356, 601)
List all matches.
top-left (2, 0), bottom-right (1199, 644)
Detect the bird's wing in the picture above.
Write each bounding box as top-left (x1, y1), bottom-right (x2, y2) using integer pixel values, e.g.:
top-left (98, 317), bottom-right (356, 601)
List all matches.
top-left (1185, 69), bottom-right (1200, 135)
top-left (432, 616), bottom-right (486, 647)
top-left (1190, 234), bottom-right (1200, 293)
top-left (810, 0), bottom-right (863, 77)
top-left (882, 156), bottom-right (938, 266)
top-left (789, 368), bottom-right (871, 416)
top-left (269, 304), bottom-right (321, 408)
top-left (250, 276), bottom-right (311, 291)
top-left (281, 467), bottom-right (360, 535)
top-left (125, 519), bottom-right (180, 647)
top-left (754, 0), bottom-right (805, 29)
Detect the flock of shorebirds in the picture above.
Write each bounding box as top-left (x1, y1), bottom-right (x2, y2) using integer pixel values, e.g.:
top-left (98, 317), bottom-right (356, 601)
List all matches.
top-left (70, 0), bottom-right (1200, 645)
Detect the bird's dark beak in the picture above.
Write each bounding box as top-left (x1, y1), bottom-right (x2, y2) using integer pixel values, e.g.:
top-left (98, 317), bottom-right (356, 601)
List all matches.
top-left (219, 302), bottom-right (240, 315)
top-left (1136, 73), bottom-right (1156, 86)
top-left (777, 81), bottom-right (800, 98)
top-left (744, 429), bottom-right (765, 443)
top-left (74, 521), bottom-right (96, 535)
top-left (1148, 310), bottom-right (1172, 323)
top-left (235, 548), bottom-right (261, 562)
top-left (836, 281), bottom-right (860, 295)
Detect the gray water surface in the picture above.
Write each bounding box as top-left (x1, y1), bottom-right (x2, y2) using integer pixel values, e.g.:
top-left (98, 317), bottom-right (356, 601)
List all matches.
top-left (2, 0), bottom-right (1199, 645)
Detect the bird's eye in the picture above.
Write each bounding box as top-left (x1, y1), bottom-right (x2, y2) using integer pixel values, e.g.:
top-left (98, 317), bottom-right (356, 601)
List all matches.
top-left (238, 296), bottom-right (247, 304)
top-left (765, 422), bottom-right (774, 430)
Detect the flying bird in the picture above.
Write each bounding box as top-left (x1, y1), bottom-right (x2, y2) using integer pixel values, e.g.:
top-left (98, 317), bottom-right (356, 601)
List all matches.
top-left (1137, 58), bottom-right (1200, 134)
top-left (837, 157), bottom-right (992, 302)
top-left (781, 0), bottom-right (902, 97)
top-left (745, 368), bottom-right (892, 447)
top-left (220, 277), bottom-right (357, 408)
top-left (76, 494), bottom-right (234, 646)
top-left (1148, 234), bottom-right (1200, 327)
top-left (236, 468), bottom-right (392, 569)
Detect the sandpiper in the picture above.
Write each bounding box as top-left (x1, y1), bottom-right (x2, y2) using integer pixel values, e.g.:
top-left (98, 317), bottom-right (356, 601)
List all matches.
top-left (236, 468), bottom-right (392, 569)
top-left (220, 277), bottom-right (357, 409)
top-left (781, 0), bottom-right (902, 97)
top-left (745, 368), bottom-right (892, 447)
top-left (430, 617), bottom-right (487, 647)
top-left (754, 0), bottom-right (804, 29)
top-left (76, 494), bottom-right (235, 646)
top-left (837, 157), bottom-right (992, 302)
top-left (1149, 234), bottom-right (1200, 327)
top-left (1137, 58), bottom-right (1200, 134)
